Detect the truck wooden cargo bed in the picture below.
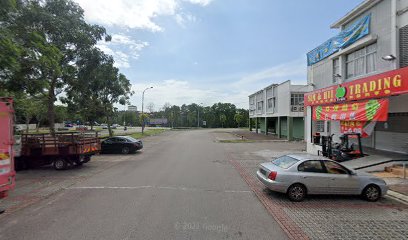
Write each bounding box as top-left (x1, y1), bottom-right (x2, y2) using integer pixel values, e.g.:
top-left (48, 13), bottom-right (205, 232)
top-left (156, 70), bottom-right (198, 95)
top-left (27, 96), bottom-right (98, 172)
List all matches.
top-left (17, 132), bottom-right (101, 170)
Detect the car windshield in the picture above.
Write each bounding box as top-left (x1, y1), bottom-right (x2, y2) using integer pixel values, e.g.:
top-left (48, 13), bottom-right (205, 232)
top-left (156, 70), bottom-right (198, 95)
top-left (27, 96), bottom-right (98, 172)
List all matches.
top-left (272, 156), bottom-right (299, 169)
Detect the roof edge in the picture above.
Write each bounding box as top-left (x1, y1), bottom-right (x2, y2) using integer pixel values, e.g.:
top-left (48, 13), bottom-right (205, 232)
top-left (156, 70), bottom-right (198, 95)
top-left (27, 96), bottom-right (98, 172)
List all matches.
top-left (330, 0), bottom-right (381, 29)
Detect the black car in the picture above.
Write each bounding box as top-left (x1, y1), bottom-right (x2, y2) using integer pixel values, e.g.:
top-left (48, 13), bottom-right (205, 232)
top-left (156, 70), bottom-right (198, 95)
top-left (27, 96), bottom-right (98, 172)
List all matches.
top-left (101, 136), bottom-right (143, 154)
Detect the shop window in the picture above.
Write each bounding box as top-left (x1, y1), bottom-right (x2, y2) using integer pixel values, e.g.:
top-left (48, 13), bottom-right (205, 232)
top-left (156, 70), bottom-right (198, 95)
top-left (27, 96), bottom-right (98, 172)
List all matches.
top-left (291, 93), bottom-right (304, 105)
top-left (257, 101), bottom-right (263, 112)
top-left (291, 93), bottom-right (304, 112)
top-left (333, 58), bottom-right (340, 83)
top-left (346, 43), bottom-right (376, 79)
top-left (267, 97), bottom-right (275, 111)
top-left (315, 120), bottom-right (325, 132)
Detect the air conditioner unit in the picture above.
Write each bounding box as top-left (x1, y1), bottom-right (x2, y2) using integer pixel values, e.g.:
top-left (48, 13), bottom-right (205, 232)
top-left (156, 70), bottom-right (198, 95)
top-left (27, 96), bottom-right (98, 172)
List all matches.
top-left (291, 106), bottom-right (299, 112)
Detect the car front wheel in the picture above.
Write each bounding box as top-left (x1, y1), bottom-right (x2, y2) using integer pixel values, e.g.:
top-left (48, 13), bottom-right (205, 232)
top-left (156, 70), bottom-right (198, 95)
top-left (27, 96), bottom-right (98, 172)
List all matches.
top-left (287, 184), bottom-right (307, 202)
top-left (362, 185), bottom-right (381, 202)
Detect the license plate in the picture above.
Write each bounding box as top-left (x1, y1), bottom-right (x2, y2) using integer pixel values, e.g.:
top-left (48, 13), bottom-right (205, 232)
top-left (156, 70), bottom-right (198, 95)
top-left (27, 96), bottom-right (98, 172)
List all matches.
top-left (260, 168), bottom-right (266, 176)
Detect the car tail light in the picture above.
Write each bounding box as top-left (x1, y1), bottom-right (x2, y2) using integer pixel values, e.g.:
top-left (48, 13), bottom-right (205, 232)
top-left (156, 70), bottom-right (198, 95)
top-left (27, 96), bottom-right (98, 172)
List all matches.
top-left (268, 171), bottom-right (277, 181)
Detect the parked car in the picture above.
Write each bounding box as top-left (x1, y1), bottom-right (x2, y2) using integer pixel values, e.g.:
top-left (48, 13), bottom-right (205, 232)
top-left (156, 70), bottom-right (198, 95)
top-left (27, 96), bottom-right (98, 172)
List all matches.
top-left (65, 123), bottom-right (74, 127)
top-left (256, 154), bottom-right (388, 202)
top-left (76, 125), bottom-right (88, 131)
top-left (101, 136), bottom-right (143, 154)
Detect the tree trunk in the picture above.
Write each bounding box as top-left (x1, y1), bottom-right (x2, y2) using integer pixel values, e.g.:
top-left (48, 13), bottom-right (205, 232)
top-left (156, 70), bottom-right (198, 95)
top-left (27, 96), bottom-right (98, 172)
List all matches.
top-left (25, 115), bottom-right (30, 134)
top-left (106, 115), bottom-right (113, 137)
top-left (48, 79), bottom-right (56, 136)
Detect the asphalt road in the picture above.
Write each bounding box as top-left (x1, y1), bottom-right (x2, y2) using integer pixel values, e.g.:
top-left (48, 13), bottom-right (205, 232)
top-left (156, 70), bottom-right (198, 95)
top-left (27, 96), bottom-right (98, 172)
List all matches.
top-left (0, 130), bottom-right (287, 240)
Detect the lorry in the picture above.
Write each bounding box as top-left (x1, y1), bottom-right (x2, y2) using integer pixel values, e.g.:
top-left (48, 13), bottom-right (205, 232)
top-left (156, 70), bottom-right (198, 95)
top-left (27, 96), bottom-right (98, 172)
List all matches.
top-left (0, 98), bottom-right (16, 203)
top-left (16, 131), bottom-right (101, 170)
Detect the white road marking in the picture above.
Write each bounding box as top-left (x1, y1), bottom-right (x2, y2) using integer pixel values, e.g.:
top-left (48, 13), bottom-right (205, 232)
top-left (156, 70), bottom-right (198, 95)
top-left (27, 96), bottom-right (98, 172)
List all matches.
top-left (67, 185), bottom-right (251, 193)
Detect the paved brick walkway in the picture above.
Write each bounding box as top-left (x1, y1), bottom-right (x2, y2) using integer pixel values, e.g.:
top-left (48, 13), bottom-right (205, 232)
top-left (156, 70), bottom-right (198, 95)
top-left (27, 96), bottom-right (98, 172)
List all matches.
top-left (220, 137), bottom-right (408, 240)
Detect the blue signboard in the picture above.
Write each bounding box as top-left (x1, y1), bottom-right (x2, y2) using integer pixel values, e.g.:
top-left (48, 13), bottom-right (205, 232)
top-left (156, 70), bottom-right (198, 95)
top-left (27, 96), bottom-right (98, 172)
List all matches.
top-left (307, 14), bottom-right (371, 66)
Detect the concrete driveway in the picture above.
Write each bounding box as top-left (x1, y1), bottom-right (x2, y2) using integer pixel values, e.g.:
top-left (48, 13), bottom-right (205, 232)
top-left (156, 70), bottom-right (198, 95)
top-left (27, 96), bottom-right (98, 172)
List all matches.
top-left (0, 129), bottom-right (287, 240)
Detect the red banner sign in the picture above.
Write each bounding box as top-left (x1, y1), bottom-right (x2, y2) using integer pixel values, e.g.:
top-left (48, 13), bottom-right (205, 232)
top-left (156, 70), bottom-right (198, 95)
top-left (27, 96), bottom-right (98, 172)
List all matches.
top-left (340, 121), bottom-right (376, 138)
top-left (304, 66), bottom-right (408, 106)
top-left (312, 99), bottom-right (389, 121)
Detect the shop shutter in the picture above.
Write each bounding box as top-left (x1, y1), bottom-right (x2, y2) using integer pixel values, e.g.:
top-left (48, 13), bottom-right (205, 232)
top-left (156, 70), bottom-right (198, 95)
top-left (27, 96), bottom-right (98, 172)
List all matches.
top-left (399, 25), bottom-right (408, 68)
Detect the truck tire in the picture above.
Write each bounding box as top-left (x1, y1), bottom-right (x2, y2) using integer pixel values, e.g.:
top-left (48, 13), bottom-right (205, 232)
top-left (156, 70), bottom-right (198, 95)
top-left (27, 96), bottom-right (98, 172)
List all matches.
top-left (74, 155), bottom-right (85, 166)
top-left (54, 158), bottom-right (67, 170)
top-left (82, 155), bottom-right (91, 163)
top-left (15, 157), bottom-right (27, 171)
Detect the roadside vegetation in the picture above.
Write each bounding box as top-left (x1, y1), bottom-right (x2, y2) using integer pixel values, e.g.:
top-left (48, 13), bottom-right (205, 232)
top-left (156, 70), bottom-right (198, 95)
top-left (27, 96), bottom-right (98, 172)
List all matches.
top-left (1, 0), bottom-right (248, 134)
top-left (137, 102), bottom-right (249, 129)
top-left (0, 0), bottom-right (132, 137)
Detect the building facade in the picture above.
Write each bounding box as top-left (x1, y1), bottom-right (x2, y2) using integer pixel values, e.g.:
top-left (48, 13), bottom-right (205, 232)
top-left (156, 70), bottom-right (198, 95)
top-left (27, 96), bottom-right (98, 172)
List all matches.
top-left (249, 80), bottom-right (311, 140)
top-left (128, 105), bottom-right (138, 112)
top-left (306, 0), bottom-right (408, 154)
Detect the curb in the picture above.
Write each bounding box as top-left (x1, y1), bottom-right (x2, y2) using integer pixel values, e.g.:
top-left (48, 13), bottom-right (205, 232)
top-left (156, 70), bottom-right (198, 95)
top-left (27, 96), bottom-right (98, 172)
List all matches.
top-left (386, 190), bottom-right (408, 205)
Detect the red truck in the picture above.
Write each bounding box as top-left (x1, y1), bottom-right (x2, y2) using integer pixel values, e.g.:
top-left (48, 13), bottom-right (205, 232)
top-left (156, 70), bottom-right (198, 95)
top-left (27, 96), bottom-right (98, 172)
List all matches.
top-left (0, 98), bottom-right (16, 203)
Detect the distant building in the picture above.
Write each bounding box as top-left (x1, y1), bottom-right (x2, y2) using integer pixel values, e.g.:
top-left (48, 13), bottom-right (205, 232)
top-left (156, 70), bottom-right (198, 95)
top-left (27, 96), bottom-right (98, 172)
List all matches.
top-left (148, 118), bottom-right (168, 126)
top-left (128, 105), bottom-right (137, 112)
top-left (248, 80), bottom-right (312, 140)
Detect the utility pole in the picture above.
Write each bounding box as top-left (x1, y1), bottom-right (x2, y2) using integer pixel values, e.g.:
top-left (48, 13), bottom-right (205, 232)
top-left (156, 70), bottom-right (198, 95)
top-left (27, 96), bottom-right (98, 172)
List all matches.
top-left (197, 103), bottom-right (203, 128)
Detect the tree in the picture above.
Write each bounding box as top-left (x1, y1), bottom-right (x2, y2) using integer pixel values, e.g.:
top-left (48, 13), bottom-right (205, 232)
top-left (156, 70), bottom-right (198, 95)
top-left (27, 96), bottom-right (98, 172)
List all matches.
top-left (14, 94), bottom-right (45, 133)
top-left (4, 0), bottom-right (110, 135)
top-left (234, 113), bottom-right (244, 128)
top-left (220, 114), bottom-right (227, 128)
top-left (139, 113), bottom-right (149, 128)
top-left (146, 102), bottom-right (155, 113)
top-left (0, 0), bottom-right (22, 82)
top-left (97, 61), bottom-right (132, 137)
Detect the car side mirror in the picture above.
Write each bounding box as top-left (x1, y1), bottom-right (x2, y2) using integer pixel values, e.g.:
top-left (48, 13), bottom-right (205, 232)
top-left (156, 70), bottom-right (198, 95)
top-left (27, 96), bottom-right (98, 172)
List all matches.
top-left (349, 170), bottom-right (356, 175)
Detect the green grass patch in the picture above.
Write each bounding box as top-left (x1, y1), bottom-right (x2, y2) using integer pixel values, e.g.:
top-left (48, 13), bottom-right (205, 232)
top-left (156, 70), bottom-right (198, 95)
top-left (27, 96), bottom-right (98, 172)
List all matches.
top-left (129, 128), bottom-right (168, 139)
top-left (218, 139), bottom-right (255, 143)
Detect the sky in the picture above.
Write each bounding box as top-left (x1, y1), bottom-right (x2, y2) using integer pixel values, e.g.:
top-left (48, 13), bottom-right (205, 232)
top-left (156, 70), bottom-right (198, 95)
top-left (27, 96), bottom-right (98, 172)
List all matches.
top-left (74, 0), bottom-right (363, 110)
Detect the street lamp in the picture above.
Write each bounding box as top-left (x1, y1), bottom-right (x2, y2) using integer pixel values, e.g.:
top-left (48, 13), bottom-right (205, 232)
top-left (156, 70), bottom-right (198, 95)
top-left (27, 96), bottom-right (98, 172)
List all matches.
top-left (141, 86), bottom-right (153, 134)
top-left (197, 103), bottom-right (203, 128)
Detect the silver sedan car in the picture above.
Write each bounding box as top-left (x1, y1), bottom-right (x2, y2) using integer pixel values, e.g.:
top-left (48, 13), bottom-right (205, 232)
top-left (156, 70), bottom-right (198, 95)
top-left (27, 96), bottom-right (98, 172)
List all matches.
top-left (256, 153), bottom-right (388, 202)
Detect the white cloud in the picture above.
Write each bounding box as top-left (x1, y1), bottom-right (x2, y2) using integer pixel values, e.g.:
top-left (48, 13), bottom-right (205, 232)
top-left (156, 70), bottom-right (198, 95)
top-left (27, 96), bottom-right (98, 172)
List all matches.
top-left (184, 0), bottom-right (213, 6)
top-left (97, 34), bottom-right (149, 68)
top-left (130, 79), bottom-right (250, 109)
top-left (74, 0), bottom-right (212, 32)
top-left (175, 12), bottom-right (197, 28)
top-left (128, 57), bottom-right (307, 109)
top-left (237, 57), bottom-right (307, 86)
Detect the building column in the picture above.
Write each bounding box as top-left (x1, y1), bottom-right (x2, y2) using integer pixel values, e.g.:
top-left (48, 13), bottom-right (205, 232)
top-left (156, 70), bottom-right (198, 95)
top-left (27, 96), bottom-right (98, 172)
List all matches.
top-left (255, 118), bottom-right (258, 134)
top-left (287, 116), bottom-right (293, 141)
top-left (277, 116), bottom-right (281, 138)
top-left (249, 118), bottom-right (252, 131)
top-left (265, 117), bottom-right (268, 135)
